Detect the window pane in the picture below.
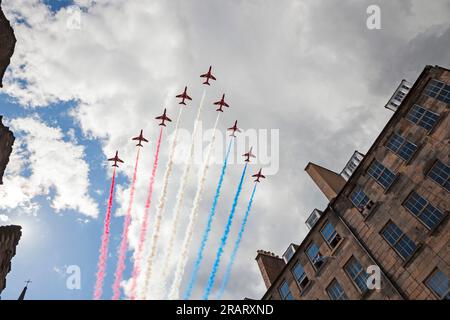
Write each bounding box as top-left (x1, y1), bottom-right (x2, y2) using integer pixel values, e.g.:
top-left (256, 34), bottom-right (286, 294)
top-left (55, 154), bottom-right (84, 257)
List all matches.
top-left (345, 257), bottom-right (369, 293)
top-left (306, 243), bottom-right (320, 261)
top-left (437, 84), bottom-right (450, 104)
top-left (424, 79), bottom-right (444, 98)
top-left (350, 187), bottom-right (371, 210)
top-left (403, 192), bottom-right (444, 229)
top-left (293, 263), bottom-right (306, 282)
top-left (279, 281), bottom-right (294, 300)
top-left (368, 161), bottom-right (396, 190)
top-left (426, 269), bottom-right (449, 300)
top-left (406, 105), bottom-right (440, 131)
top-left (386, 134), bottom-right (417, 161)
top-left (321, 222), bottom-right (336, 243)
top-left (427, 160), bottom-right (450, 192)
top-left (382, 222), bottom-right (417, 260)
top-left (327, 280), bottom-right (348, 300)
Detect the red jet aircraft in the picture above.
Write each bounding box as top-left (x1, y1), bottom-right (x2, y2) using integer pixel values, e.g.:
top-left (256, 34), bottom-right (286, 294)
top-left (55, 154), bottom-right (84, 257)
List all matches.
top-left (252, 168), bottom-right (266, 183)
top-left (176, 86), bottom-right (192, 105)
top-left (243, 147), bottom-right (256, 162)
top-left (227, 120), bottom-right (241, 137)
top-left (155, 108), bottom-right (172, 126)
top-left (214, 94), bottom-right (229, 112)
top-left (132, 129), bottom-right (149, 147)
top-left (200, 66), bottom-right (216, 85)
top-left (108, 151), bottom-right (124, 167)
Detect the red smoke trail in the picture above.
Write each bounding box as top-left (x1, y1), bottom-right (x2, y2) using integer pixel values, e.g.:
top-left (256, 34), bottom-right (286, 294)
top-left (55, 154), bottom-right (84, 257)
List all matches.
top-left (112, 148), bottom-right (141, 300)
top-left (94, 167), bottom-right (117, 300)
top-left (130, 128), bottom-right (163, 300)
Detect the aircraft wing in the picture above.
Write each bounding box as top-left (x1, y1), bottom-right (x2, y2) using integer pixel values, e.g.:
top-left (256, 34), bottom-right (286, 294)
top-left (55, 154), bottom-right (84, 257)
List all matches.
top-left (210, 74), bottom-right (217, 80)
top-left (141, 137), bottom-right (149, 142)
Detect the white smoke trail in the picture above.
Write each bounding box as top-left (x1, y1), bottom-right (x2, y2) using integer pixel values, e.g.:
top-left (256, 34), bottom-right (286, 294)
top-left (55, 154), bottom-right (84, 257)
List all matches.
top-left (168, 112), bottom-right (221, 300)
top-left (143, 90), bottom-right (206, 299)
top-left (160, 90), bottom-right (207, 282)
top-left (140, 107), bottom-right (184, 299)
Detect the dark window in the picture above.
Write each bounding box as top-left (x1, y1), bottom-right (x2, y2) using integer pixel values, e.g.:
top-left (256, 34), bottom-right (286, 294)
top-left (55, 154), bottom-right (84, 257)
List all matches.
top-left (386, 133), bottom-right (418, 161)
top-left (406, 104), bottom-right (440, 131)
top-left (350, 187), bottom-right (371, 211)
top-left (425, 269), bottom-right (449, 300)
top-left (424, 79), bottom-right (450, 104)
top-left (278, 280), bottom-right (294, 300)
top-left (403, 192), bottom-right (444, 230)
top-left (327, 279), bottom-right (348, 300)
top-left (427, 160), bottom-right (450, 192)
top-left (320, 222), bottom-right (342, 249)
top-left (367, 160), bottom-right (397, 190)
top-left (292, 262), bottom-right (309, 290)
top-left (306, 242), bottom-right (324, 270)
top-left (345, 257), bottom-right (369, 293)
top-left (381, 221), bottom-right (417, 260)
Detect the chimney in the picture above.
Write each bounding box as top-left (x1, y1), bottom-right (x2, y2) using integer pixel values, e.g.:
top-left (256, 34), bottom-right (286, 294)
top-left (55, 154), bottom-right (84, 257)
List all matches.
top-left (255, 250), bottom-right (285, 289)
top-left (305, 162), bottom-right (346, 201)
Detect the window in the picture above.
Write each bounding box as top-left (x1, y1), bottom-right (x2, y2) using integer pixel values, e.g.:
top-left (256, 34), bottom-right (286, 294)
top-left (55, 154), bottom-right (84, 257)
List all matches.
top-left (350, 187), bottom-right (371, 211)
top-left (278, 280), bottom-right (294, 300)
top-left (424, 79), bottom-right (450, 104)
top-left (345, 257), bottom-right (369, 293)
top-left (292, 262), bottom-right (310, 290)
top-left (403, 192), bottom-right (444, 230)
top-left (306, 242), bottom-right (324, 270)
top-left (381, 221), bottom-right (417, 260)
top-left (406, 104), bottom-right (440, 131)
top-left (327, 279), bottom-right (348, 300)
top-left (425, 269), bottom-right (449, 300)
top-left (367, 160), bottom-right (397, 190)
top-left (386, 133), bottom-right (418, 161)
top-left (427, 160), bottom-right (450, 192)
top-left (320, 222), bottom-right (342, 249)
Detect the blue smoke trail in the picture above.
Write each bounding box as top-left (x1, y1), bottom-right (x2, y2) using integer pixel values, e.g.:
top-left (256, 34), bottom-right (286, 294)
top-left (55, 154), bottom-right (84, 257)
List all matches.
top-left (203, 163), bottom-right (248, 300)
top-left (184, 140), bottom-right (233, 299)
top-left (216, 184), bottom-right (257, 299)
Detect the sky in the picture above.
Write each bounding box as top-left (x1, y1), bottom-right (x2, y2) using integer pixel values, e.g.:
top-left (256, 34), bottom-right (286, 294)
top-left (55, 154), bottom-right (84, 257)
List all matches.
top-left (0, 0), bottom-right (449, 300)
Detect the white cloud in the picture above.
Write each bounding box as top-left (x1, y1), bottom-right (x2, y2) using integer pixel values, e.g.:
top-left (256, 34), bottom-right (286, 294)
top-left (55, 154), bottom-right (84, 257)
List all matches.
top-left (0, 116), bottom-right (98, 218)
top-left (1, 0), bottom-right (450, 300)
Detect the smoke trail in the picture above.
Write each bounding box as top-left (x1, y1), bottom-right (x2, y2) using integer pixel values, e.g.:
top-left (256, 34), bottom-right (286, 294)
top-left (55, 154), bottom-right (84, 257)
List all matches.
top-left (161, 92), bottom-right (208, 281)
top-left (112, 148), bottom-right (141, 300)
top-left (94, 167), bottom-right (117, 300)
top-left (168, 113), bottom-right (221, 299)
top-left (216, 184), bottom-right (257, 299)
top-left (141, 106), bottom-right (185, 299)
top-left (183, 139), bottom-right (233, 300)
top-left (130, 127), bottom-right (163, 300)
top-left (203, 163), bottom-right (248, 300)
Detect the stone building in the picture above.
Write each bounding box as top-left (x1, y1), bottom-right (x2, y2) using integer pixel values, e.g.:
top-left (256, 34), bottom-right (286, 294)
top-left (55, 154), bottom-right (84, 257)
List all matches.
top-left (0, 0), bottom-right (16, 88)
top-left (0, 115), bottom-right (15, 184)
top-left (256, 65), bottom-right (449, 300)
top-left (0, 225), bottom-right (22, 294)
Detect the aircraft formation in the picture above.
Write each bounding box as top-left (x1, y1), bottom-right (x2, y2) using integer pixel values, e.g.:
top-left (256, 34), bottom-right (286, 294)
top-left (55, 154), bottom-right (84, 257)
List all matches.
top-left (98, 65), bottom-right (266, 301)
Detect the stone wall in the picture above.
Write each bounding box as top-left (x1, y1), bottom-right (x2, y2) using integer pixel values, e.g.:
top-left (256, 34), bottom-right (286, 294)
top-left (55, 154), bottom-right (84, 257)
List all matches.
top-left (0, 0), bottom-right (16, 88)
top-left (0, 225), bottom-right (22, 294)
top-left (0, 116), bottom-right (14, 184)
